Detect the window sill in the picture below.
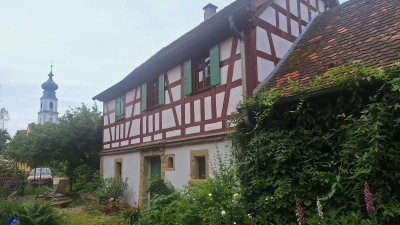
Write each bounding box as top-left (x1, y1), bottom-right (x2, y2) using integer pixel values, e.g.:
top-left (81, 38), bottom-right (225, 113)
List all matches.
top-left (193, 86), bottom-right (211, 95)
top-left (188, 179), bottom-right (207, 185)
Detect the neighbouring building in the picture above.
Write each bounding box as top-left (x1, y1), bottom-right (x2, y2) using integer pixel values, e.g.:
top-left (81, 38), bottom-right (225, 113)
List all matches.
top-left (92, 0), bottom-right (339, 206)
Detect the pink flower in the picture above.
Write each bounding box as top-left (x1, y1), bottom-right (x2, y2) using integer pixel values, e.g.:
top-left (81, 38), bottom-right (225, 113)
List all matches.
top-left (109, 197), bottom-right (115, 202)
top-left (364, 183), bottom-right (375, 212)
top-left (296, 202), bottom-right (305, 224)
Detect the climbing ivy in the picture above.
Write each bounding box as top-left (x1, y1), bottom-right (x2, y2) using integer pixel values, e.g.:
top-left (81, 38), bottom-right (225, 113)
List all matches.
top-left (228, 61), bottom-right (400, 224)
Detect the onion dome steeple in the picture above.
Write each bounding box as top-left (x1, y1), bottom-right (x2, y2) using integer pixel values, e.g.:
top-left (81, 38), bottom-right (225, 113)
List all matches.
top-left (41, 64), bottom-right (58, 99)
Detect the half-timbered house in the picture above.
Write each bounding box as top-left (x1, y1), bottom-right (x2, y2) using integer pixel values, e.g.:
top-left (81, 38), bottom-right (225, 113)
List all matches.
top-left (92, 0), bottom-right (339, 206)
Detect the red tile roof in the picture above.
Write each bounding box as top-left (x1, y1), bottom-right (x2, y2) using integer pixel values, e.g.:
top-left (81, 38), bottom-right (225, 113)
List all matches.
top-left (259, 0), bottom-right (400, 92)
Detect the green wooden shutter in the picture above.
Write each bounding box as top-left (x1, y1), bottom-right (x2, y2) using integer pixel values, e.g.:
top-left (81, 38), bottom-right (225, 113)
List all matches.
top-left (116, 96), bottom-right (124, 121)
top-left (141, 83), bottom-right (147, 111)
top-left (210, 44), bottom-right (221, 86)
top-left (183, 60), bottom-right (192, 96)
top-left (158, 74), bottom-right (165, 105)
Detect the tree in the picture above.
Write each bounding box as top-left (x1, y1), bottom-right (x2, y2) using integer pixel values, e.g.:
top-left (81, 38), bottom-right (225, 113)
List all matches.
top-left (0, 129), bottom-right (10, 154)
top-left (0, 107), bottom-right (10, 130)
top-left (4, 103), bottom-right (102, 190)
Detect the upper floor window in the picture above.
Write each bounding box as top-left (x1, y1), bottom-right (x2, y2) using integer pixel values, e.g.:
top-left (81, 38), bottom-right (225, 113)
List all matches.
top-left (50, 102), bottom-right (53, 109)
top-left (116, 96), bottom-right (124, 121)
top-left (40, 102), bottom-right (42, 109)
top-left (148, 78), bottom-right (159, 109)
top-left (184, 44), bottom-right (220, 96)
top-left (193, 54), bottom-right (210, 92)
top-left (141, 74), bottom-right (165, 111)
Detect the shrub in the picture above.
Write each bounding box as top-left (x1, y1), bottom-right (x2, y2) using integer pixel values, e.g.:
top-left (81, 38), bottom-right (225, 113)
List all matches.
top-left (13, 199), bottom-right (65, 225)
top-left (95, 176), bottom-right (128, 205)
top-left (0, 201), bottom-right (20, 225)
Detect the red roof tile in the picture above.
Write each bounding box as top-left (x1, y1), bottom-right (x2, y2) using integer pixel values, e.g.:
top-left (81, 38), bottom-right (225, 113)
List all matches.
top-left (260, 0), bottom-right (400, 92)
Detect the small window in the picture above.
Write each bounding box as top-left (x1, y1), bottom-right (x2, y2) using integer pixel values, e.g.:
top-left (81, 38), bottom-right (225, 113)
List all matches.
top-left (41, 102), bottom-right (42, 109)
top-left (148, 78), bottom-right (159, 109)
top-left (49, 118), bottom-right (53, 122)
top-left (116, 96), bottom-right (124, 121)
top-left (196, 156), bottom-right (206, 179)
top-left (166, 154), bottom-right (175, 171)
top-left (190, 150), bottom-right (209, 182)
top-left (193, 53), bottom-right (210, 92)
top-left (50, 102), bottom-right (53, 109)
top-left (115, 158), bottom-right (123, 177)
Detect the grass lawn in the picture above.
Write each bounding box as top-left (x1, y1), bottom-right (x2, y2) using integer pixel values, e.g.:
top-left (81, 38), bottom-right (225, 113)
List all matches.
top-left (61, 205), bottom-right (122, 225)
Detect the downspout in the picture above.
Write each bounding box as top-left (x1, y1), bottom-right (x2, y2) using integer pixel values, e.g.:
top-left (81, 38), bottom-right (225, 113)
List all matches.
top-left (228, 15), bottom-right (254, 129)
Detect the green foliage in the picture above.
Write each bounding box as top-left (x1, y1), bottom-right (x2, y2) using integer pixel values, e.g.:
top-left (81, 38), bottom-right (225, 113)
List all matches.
top-left (95, 176), bottom-right (129, 205)
top-left (140, 151), bottom-right (250, 225)
top-left (13, 199), bottom-right (65, 225)
top-left (119, 206), bottom-right (141, 225)
top-left (4, 103), bottom-right (102, 190)
top-left (0, 201), bottom-right (20, 224)
top-left (73, 166), bottom-right (99, 192)
top-left (0, 129), bottom-right (10, 154)
top-left (229, 61), bottom-right (400, 224)
top-left (148, 174), bottom-right (175, 196)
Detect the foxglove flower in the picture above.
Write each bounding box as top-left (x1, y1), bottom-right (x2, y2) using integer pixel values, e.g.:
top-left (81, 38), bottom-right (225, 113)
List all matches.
top-left (364, 183), bottom-right (375, 212)
top-left (296, 202), bottom-right (305, 224)
top-left (316, 199), bottom-right (324, 220)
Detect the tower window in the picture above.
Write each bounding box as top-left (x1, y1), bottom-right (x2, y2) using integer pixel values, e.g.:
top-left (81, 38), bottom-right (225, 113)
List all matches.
top-left (50, 102), bottom-right (53, 109)
top-left (41, 102), bottom-right (42, 109)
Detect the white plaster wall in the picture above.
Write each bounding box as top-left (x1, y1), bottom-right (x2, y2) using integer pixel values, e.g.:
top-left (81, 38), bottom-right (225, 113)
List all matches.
top-left (109, 112), bottom-right (115, 124)
top-left (216, 92), bottom-right (224, 118)
top-left (133, 102), bottom-right (140, 116)
top-left (162, 108), bottom-right (175, 129)
top-left (103, 129), bottom-right (110, 142)
top-left (271, 34), bottom-right (293, 59)
top-left (171, 85), bottom-right (181, 102)
top-left (165, 91), bottom-right (170, 105)
top-left (256, 27), bottom-right (271, 54)
top-left (175, 105), bottom-right (181, 125)
top-left (220, 65), bottom-right (228, 85)
top-left (155, 113), bottom-right (160, 131)
top-left (227, 86), bottom-right (242, 115)
top-left (166, 129), bottom-right (181, 138)
top-left (148, 114), bottom-right (153, 133)
top-left (102, 152), bottom-right (141, 204)
top-left (291, 19), bottom-right (300, 37)
top-left (318, 0), bottom-right (325, 12)
top-left (204, 121), bottom-right (223, 131)
top-left (126, 89), bottom-right (136, 103)
top-left (167, 65), bottom-right (181, 83)
top-left (126, 105), bottom-right (133, 118)
top-left (219, 37), bottom-right (233, 61)
top-left (185, 103), bottom-right (191, 124)
top-left (194, 100), bottom-right (201, 122)
top-left (300, 2), bottom-right (309, 22)
top-left (289, 0), bottom-right (298, 16)
top-left (232, 60), bottom-right (242, 81)
top-left (103, 116), bottom-right (109, 126)
top-left (142, 116), bottom-right (147, 134)
top-left (125, 122), bottom-right (130, 138)
top-left (274, 0), bottom-right (286, 9)
top-left (129, 119), bottom-right (140, 137)
top-left (107, 100), bottom-right (116, 111)
top-left (204, 96), bottom-right (212, 120)
top-left (116, 125), bottom-right (120, 140)
top-left (164, 139), bottom-right (230, 190)
top-left (111, 126), bottom-right (115, 141)
top-left (257, 57), bottom-right (275, 82)
top-left (279, 12), bottom-right (288, 33)
top-left (186, 126), bottom-right (200, 134)
top-left (259, 6), bottom-right (276, 26)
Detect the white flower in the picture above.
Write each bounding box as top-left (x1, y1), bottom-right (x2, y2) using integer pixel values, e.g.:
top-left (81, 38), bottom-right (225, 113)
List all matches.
top-left (271, 197), bottom-right (273, 199)
top-left (208, 193), bottom-right (212, 197)
top-left (233, 222), bottom-right (236, 224)
top-left (221, 210), bottom-right (226, 216)
top-left (265, 197), bottom-right (269, 201)
top-left (248, 213), bottom-right (252, 219)
top-left (233, 193), bottom-right (240, 199)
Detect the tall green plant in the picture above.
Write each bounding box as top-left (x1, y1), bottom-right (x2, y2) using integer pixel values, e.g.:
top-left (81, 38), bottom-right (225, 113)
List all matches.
top-left (13, 200), bottom-right (65, 225)
top-left (229, 62), bottom-right (400, 224)
top-left (96, 176), bottom-right (128, 205)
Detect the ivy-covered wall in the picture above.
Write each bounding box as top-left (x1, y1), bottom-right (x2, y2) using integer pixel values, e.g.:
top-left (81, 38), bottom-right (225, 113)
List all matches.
top-left (229, 62), bottom-right (400, 224)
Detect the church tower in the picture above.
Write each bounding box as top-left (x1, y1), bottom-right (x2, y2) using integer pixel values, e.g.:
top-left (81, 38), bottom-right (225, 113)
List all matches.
top-left (38, 65), bottom-right (59, 124)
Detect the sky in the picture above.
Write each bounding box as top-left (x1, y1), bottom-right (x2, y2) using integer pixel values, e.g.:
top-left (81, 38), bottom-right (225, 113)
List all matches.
top-left (0, 0), bottom-right (349, 136)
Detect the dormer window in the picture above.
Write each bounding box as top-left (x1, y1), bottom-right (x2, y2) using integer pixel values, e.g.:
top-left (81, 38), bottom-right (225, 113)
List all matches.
top-left (116, 96), bottom-right (124, 121)
top-left (148, 78), bottom-right (159, 109)
top-left (183, 44), bottom-right (220, 96)
top-left (141, 74), bottom-right (165, 111)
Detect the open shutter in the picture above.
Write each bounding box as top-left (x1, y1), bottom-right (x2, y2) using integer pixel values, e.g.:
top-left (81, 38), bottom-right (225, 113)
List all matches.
top-left (116, 96), bottom-right (124, 121)
top-left (183, 60), bottom-right (192, 96)
top-left (210, 44), bottom-right (221, 86)
top-left (141, 83), bottom-right (147, 111)
top-left (158, 74), bottom-right (165, 105)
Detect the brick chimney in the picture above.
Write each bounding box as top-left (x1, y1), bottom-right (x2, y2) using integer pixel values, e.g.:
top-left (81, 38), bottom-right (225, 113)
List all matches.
top-left (203, 3), bottom-right (218, 21)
